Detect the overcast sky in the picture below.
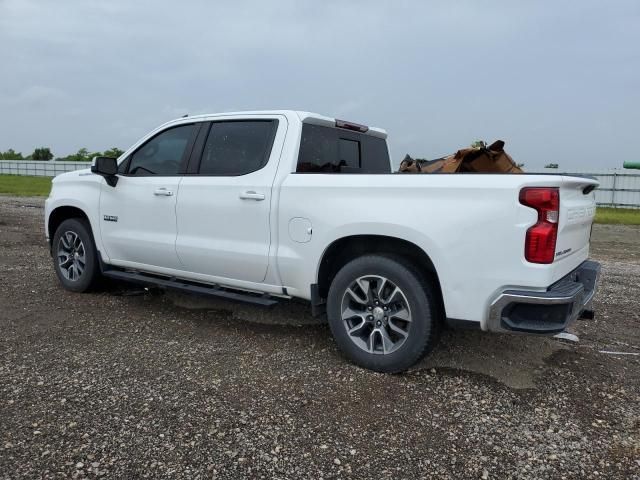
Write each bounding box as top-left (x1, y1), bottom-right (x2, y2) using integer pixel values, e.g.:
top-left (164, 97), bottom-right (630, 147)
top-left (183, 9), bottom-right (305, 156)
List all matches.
top-left (0, 0), bottom-right (638, 169)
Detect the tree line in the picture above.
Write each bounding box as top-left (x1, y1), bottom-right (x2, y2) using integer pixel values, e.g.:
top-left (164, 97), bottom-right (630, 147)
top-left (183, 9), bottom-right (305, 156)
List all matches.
top-left (0, 147), bottom-right (124, 161)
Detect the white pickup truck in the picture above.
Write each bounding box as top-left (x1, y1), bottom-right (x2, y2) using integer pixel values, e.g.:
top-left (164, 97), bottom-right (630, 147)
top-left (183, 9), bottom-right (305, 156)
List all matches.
top-left (45, 110), bottom-right (601, 372)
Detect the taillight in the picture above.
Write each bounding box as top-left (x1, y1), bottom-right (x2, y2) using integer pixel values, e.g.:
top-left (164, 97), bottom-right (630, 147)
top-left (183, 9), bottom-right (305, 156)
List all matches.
top-left (519, 187), bottom-right (559, 264)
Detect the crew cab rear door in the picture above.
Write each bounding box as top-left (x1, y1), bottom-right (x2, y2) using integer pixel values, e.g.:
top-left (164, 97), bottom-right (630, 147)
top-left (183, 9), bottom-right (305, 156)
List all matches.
top-left (175, 115), bottom-right (286, 284)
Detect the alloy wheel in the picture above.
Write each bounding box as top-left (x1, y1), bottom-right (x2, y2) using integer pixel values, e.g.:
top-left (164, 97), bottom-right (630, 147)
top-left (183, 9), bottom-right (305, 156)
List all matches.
top-left (340, 275), bottom-right (412, 354)
top-left (57, 231), bottom-right (86, 281)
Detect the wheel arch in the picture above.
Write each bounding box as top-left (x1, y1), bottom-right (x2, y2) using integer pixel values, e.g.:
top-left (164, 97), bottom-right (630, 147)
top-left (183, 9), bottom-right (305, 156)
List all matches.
top-left (316, 234), bottom-right (444, 314)
top-left (48, 206), bottom-right (94, 249)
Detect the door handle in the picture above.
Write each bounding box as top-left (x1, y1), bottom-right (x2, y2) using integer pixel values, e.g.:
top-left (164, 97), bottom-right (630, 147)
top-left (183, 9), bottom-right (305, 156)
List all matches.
top-left (154, 187), bottom-right (174, 196)
top-left (239, 190), bottom-right (265, 201)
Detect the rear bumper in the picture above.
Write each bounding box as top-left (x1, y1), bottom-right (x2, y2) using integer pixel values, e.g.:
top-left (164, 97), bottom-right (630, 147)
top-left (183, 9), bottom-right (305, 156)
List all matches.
top-left (487, 260), bottom-right (601, 334)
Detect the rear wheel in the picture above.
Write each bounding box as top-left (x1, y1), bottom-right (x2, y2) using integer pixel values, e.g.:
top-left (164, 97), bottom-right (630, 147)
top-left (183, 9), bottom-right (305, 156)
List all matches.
top-left (52, 218), bottom-right (100, 292)
top-left (327, 255), bottom-right (440, 373)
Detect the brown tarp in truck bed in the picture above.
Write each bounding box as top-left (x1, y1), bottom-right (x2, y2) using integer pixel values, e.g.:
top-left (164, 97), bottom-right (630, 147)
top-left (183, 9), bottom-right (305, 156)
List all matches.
top-left (399, 140), bottom-right (523, 174)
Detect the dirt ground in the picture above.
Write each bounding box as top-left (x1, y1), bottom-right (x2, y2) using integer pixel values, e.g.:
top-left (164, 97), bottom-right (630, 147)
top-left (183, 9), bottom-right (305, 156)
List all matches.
top-left (0, 196), bottom-right (638, 479)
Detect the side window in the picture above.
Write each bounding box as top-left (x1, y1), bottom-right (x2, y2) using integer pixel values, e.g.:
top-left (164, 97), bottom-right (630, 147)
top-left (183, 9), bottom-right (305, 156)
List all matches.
top-left (296, 123), bottom-right (390, 173)
top-left (198, 120), bottom-right (277, 176)
top-left (126, 124), bottom-right (195, 176)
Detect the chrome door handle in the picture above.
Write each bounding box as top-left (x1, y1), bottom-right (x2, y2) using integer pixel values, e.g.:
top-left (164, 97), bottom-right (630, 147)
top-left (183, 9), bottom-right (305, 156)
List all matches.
top-left (239, 190), bottom-right (265, 201)
top-left (154, 188), bottom-right (174, 196)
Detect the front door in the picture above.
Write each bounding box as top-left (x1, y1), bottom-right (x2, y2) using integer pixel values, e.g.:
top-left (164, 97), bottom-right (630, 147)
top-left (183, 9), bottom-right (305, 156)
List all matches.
top-left (99, 123), bottom-right (197, 271)
top-left (175, 117), bottom-right (285, 284)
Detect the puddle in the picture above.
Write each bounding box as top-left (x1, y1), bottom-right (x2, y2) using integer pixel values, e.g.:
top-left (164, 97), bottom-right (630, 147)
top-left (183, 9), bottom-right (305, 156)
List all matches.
top-left (417, 329), bottom-right (567, 389)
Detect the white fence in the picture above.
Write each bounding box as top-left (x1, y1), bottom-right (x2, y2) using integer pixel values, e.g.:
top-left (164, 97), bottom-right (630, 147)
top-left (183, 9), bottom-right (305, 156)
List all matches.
top-left (0, 160), bottom-right (91, 177)
top-left (532, 169), bottom-right (640, 209)
top-left (576, 171), bottom-right (640, 209)
top-left (1, 160), bottom-right (639, 208)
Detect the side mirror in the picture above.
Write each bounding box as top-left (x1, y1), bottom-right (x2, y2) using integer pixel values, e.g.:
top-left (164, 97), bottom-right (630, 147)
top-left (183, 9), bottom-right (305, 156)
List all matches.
top-left (91, 156), bottom-right (118, 187)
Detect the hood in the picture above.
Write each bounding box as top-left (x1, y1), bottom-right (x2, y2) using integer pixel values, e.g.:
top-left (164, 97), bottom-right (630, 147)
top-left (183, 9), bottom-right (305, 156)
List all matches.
top-left (52, 168), bottom-right (93, 183)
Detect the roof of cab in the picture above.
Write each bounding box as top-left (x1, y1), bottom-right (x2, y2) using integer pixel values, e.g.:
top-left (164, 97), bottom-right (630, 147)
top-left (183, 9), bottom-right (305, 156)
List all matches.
top-left (162, 110), bottom-right (387, 139)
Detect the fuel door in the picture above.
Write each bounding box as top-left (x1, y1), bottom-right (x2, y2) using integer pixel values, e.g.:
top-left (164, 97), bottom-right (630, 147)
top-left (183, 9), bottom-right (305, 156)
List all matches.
top-left (288, 217), bottom-right (312, 243)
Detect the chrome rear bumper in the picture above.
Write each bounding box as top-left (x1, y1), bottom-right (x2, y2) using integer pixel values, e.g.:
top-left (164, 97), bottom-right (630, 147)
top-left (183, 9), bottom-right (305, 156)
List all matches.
top-left (488, 260), bottom-right (601, 334)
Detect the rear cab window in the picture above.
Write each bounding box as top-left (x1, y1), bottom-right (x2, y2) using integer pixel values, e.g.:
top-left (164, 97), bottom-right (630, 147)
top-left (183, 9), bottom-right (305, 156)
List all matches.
top-left (296, 123), bottom-right (390, 173)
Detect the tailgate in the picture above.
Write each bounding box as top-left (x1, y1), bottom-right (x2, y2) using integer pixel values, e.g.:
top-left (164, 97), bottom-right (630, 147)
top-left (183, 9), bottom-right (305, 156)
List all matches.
top-left (552, 175), bottom-right (598, 278)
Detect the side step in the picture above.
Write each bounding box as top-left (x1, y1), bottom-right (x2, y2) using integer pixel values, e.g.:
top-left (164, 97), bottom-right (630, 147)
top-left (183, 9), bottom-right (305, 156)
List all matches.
top-left (102, 269), bottom-right (279, 307)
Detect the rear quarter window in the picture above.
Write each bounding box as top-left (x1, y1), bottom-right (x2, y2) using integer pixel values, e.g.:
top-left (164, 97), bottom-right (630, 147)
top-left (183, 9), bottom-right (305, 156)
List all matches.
top-left (296, 123), bottom-right (390, 173)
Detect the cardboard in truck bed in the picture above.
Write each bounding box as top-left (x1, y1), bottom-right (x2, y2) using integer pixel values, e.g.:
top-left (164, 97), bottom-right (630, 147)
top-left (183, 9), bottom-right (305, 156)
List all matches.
top-left (399, 140), bottom-right (522, 174)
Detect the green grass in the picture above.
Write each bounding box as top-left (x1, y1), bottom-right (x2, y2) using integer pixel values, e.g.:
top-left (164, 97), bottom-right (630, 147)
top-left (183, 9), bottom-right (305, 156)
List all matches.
top-left (0, 175), bottom-right (52, 196)
top-left (594, 207), bottom-right (640, 225)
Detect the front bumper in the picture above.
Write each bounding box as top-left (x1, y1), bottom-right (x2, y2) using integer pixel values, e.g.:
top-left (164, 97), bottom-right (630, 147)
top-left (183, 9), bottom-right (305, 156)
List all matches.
top-left (488, 260), bottom-right (601, 334)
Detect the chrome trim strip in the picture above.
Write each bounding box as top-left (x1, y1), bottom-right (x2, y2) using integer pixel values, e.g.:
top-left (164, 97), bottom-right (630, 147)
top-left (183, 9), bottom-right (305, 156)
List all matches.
top-left (488, 289), bottom-right (583, 333)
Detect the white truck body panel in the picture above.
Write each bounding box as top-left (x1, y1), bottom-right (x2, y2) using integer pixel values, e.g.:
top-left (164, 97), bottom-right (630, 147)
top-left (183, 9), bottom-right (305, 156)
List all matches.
top-left (276, 172), bottom-right (596, 328)
top-left (45, 110), bottom-right (598, 331)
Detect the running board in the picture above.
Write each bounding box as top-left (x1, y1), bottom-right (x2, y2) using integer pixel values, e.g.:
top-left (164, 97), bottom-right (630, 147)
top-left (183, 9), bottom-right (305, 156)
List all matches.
top-left (102, 269), bottom-right (279, 307)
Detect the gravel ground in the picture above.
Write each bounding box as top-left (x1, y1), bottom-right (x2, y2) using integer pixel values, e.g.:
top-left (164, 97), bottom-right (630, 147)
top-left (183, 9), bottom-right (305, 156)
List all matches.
top-left (0, 196), bottom-right (638, 479)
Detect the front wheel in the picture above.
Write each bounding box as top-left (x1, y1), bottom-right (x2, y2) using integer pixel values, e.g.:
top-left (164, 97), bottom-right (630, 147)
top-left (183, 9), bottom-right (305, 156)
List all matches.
top-left (327, 255), bottom-right (441, 373)
top-left (52, 218), bottom-right (100, 292)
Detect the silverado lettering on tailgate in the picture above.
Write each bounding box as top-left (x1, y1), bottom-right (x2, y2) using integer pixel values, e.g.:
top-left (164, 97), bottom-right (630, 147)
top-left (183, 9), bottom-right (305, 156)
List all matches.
top-left (555, 248), bottom-right (572, 258)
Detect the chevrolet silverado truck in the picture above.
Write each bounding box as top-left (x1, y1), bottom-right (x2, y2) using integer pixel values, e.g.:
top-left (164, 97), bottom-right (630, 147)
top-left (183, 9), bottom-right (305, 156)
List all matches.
top-left (44, 110), bottom-right (601, 372)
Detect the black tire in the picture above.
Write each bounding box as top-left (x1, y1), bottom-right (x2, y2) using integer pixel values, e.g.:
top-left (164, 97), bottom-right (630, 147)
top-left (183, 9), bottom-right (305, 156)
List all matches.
top-left (327, 255), bottom-right (441, 373)
top-left (52, 218), bottom-right (100, 293)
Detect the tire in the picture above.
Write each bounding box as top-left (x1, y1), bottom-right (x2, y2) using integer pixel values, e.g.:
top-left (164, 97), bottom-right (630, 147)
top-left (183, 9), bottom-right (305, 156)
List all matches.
top-left (327, 255), bottom-right (441, 373)
top-left (52, 218), bottom-right (100, 293)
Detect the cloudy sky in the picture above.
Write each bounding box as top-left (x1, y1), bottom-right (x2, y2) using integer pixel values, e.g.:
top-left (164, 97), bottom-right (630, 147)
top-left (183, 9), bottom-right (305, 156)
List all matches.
top-left (0, 0), bottom-right (638, 169)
